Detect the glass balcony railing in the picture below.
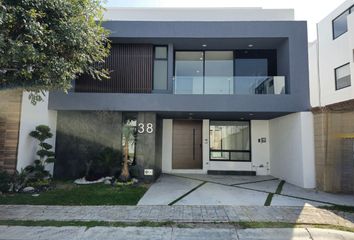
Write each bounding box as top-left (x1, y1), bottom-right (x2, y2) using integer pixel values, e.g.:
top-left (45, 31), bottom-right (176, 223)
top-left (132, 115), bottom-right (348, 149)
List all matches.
top-left (173, 76), bottom-right (286, 95)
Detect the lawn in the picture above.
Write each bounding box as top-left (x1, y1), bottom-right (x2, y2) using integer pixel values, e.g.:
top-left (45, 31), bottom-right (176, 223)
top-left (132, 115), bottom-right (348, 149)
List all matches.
top-left (0, 182), bottom-right (148, 205)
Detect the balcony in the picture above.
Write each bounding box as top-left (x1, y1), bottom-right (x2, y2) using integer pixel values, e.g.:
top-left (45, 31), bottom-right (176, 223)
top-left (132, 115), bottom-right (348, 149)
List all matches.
top-left (174, 76), bottom-right (286, 95)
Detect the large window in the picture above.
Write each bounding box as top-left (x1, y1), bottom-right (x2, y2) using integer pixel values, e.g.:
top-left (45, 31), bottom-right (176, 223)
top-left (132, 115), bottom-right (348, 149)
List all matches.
top-left (175, 51), bottom-right (204, 94)
top-left (335, 63), bottom-right (351, 90)
top-left (204, 51), bottom-right (234, 94)
top-left (153, 46), bottom-right (168, 90)
top-left (209, 121), bottom-right (250, 161)
top-left (332, 5), bottom-right (354, 39)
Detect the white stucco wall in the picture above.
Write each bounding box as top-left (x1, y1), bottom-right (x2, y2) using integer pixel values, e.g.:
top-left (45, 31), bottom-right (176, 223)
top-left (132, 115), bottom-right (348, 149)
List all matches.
top-left (308, 41), bottom-right (320, 107)
top-left (161, 119), bottom-right (271, 175)
top-left (161, 119), bottom-right (173, 173)
top-left (104, 8), bottom-right (294, 22)
top-left (269, 112), bottom-right (316, 188)
top-left (313, 0), bottom-right (354, 107)
top-left (250, 120), bottom-right (270, 175)
top-left (17, 92), bottom-right (57, 174)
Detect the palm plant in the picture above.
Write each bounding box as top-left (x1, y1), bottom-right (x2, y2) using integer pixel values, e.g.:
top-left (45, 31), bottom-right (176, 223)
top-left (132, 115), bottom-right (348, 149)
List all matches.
top-left (119, 124), bottom-right (136, 182)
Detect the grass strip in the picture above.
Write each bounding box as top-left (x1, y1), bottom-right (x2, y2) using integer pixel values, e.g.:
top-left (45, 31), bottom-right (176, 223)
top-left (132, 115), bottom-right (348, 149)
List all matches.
top-left (264, 193), bottom-right (274, 206)
top-left (168, 181), bottom-right (207, 206)
top-left (320, 205), bottom-right (354, 213)
top-left (275, 180), bottom-right (286, 194)
top-left (0, 220), bottom-right (353, 233)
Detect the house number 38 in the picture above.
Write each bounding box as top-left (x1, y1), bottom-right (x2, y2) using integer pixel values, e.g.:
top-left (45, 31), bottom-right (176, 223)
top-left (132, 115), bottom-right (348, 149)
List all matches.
top-left (137, 123), bottom-right (154, 134)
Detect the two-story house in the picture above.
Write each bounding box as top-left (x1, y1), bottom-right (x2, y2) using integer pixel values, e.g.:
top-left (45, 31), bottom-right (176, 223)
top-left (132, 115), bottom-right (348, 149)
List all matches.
top-left (15, 7), bottom-right (315, 188)
top-left (309, 0), bottom-right (354, 193)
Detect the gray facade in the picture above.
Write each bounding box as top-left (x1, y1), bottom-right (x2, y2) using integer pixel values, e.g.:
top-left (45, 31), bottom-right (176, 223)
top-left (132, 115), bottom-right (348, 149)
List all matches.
top-left (49, 20), bottom-right (310, 119)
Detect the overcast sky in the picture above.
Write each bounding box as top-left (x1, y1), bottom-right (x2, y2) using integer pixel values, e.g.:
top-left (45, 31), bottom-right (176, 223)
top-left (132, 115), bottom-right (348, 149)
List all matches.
top-left (105, 0), bottom-right (348, 42)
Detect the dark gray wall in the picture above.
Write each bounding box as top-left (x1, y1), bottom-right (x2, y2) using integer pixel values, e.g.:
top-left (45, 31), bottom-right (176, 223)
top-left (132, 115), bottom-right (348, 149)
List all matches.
top-left (49, 21), bottom-right (310, 117)
top-left (136, 112), bottom-right (158, 182)
top-left (54, 111), bottom-right (122, 179)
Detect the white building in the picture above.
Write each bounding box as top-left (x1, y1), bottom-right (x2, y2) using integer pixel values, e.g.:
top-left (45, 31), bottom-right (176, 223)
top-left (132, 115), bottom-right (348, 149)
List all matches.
top-left (309, 0), bottom-right (354, 193)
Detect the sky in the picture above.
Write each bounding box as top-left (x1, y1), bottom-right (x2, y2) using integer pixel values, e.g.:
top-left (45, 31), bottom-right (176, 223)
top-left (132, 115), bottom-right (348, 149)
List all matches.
top-left (105, 0), bottom-right (348, 42)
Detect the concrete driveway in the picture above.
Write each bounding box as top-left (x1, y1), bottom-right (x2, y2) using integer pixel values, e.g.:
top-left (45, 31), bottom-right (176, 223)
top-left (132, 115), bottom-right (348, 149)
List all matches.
top-left (138, 174), bottom-right (354, 206)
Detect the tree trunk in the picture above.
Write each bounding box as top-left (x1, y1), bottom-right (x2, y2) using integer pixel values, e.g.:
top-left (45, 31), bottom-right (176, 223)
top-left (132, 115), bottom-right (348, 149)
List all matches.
top-left (119, 139), bottom-right (130, 182)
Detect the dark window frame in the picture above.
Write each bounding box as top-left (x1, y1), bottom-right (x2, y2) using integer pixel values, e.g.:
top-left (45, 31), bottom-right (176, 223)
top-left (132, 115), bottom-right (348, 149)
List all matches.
top-left (334, 62), bottom-right (351, 90)
top-left (153, 45), bottom-right (168, 91)
top-left (332, 5), bottom-right (353, 40)
top-left (209, 120), bottom-right (252, 162)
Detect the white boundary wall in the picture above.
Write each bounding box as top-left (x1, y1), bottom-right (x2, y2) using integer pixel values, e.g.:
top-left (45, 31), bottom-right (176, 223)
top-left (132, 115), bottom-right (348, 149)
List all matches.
top-left (269, 112), bottom-right (316, 188)
top-left (104, 8), bottom-right (294, 22)
top-left (17, 92), bottom-right (57, 174)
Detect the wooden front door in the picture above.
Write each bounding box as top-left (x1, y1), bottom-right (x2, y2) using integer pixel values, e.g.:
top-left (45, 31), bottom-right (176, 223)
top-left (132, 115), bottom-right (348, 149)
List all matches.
top-left (172, 120), bottom-right (202, 169)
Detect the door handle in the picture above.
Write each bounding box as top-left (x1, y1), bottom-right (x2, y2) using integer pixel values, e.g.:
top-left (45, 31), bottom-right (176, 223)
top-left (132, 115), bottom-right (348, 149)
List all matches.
top-left (192, 128), bottom-right (195, 160)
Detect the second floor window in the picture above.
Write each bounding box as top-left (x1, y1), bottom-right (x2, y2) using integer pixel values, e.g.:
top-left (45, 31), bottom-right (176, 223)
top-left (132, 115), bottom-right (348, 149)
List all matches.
top-left (335, 63), bottom-right (351, 90)
top-left (153, 46), bottom-right (168, 90)
top-left (332, 5), bottom-right (353, 39)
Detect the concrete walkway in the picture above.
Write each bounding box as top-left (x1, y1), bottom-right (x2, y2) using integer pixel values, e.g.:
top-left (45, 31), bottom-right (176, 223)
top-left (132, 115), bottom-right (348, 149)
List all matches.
top-left (1, 226), bottom-right (354, 240)
top-left (138, 174), bottom-right (354, 206)
top-left (1, 205), bottom-right (354, 228)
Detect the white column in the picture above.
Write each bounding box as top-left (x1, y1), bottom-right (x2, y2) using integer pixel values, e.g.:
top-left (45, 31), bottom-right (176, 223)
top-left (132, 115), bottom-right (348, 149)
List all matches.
top-left (161, 119), bottom-right (173, 173)
top-left (17, 92), bottom-right (57, 174)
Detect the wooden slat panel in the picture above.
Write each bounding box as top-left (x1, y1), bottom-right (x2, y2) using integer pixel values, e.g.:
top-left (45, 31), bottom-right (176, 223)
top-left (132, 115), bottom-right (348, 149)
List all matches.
top-left (0, 90), bottom-right (22, 173)
top-left (76, 44), bottom-right (153, 93)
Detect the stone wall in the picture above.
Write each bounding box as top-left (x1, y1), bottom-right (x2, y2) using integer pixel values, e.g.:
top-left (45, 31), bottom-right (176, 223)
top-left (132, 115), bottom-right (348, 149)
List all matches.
top-left (313, 109), bottom-right (354, 193)
top-left (54, 111), bottom-right (123, 179)
top-left (54, 111), bottom-right (159, 181)
top-left (0, 90), bottom-right (22, 173)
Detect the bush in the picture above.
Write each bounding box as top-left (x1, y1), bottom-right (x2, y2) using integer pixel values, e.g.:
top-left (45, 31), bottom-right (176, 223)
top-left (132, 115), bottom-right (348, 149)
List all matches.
top-left (86, 147), bottom-right (122, 180)
top-left (0, 169), bottom-right (12, 193)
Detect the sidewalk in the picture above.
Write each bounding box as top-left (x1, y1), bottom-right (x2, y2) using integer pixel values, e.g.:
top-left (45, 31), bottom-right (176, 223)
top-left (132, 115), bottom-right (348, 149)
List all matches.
top-left (0, 225), bottom-right (354, 240)
top-left (0, 205), bottom-right (353, 228)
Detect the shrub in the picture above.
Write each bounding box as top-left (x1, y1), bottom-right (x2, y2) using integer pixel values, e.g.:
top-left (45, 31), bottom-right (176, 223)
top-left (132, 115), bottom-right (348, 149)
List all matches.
top-left (86, 147), bottom-right (122, 180)
top-left (0, 169), bottom-right (12, 193)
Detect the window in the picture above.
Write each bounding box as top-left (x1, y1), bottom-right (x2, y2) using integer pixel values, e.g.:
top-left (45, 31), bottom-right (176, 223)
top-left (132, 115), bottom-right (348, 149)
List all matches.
top-left (234, 50), bottom-right (278, 94)
top-left (204, 51), bottom-right (234, 94)
top-left (332, 4), bottom-right (354, 40)
top-left (153, 46), bottom-right (168, 90)
top-left (333, 10), bottom-right (350, 39)
top-left (175, 51), bottom-right (204, 94)
top-left (209, 121), bottom-right (250, 161)
top-left (335, 63), bottom-right (351, 90)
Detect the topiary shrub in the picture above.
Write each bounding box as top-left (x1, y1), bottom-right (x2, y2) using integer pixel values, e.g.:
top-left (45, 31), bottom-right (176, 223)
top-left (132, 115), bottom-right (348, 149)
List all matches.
top-left (23, 125), bottom-right (55, 187)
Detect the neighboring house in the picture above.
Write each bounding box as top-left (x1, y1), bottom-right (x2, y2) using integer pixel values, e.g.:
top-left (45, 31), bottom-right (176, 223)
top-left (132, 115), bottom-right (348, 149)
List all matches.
top-left (14, 7), bottom-right (315, 188)
top-left (309, 0), bottom-right (354, 193)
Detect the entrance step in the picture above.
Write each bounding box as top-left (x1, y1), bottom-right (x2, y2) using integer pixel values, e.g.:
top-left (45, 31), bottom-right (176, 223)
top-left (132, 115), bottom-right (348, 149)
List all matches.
top-left (207, 170), bottom-right (256, 176)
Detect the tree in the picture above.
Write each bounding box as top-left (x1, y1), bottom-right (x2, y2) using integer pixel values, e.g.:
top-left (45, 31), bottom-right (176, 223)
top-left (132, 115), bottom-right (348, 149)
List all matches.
top-left (0, 0), bottom-right (110, 104)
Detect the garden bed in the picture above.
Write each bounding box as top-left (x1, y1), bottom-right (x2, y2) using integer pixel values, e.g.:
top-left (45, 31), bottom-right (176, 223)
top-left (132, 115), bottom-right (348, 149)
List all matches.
top-left (0, 181), bottom-right (148, 205)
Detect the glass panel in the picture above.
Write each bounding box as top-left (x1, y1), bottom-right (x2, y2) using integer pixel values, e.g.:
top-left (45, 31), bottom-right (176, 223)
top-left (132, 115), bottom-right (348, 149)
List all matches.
top-left (235, 58), bottom-right (268, 76)
top-left (155, 46), bottom-right (167, 59)
top-left (210, 151), bottom-right (229, 160)
top-left (235, 76), bottom-right (285, 95)
top-left (333, 10), bottom-right (349, 39)
top-left (175, 51), bottom-right (204, 94)
top-left (204, 51), bottom-right (234, 94)
top-left (230, 152), bottom-right (250, 161)
top-left (153, 60), bottom-right (168, 90)
top-left (210, 121), bottom-right (250, 151)
top-left (335, 64), bottom-right (351, 90)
